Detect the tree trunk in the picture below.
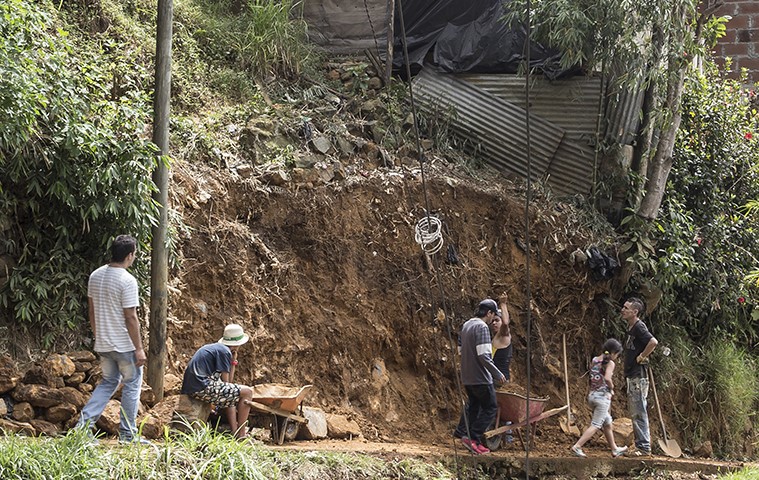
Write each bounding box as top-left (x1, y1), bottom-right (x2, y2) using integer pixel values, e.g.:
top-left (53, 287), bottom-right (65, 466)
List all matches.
top-left (637, 60), bottom-right (686, 220)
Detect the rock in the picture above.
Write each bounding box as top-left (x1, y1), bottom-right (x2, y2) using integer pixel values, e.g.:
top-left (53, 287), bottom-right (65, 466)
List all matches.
top-left (23, 365), bottom-right (56, 386)
top-left (170, 394), bottom-right (211, 433)
top-left (291, 168), bottom-right (322, 185)
top-left (236, 164), bottom-right (255, 178)
top-left (297, 406), bottom-right (328, 440)
top-left (0, 398), bottom-right (7, 417)
top-left (317, 165), bottom-right (335, 183)
top-left (261, 170), bottom-right (289, 187)
top-left (68, 351), bottom-right (97, 363)
top-left (11, 401), bottom-right (34, 422)
top-left (95, 399), bottom-right (122, 435)
top-left (141, 383), bottom-right (156, 407)
top-left (64, 372), bottom-right (86, 386)
top-left (325, 413), bottom-right (362, 439)
top-left (78, 383), bottom-right (93, 394)
top-left (43, 354), bottom-right (76, 378)
top-left (30, 419), bottom-right (59, 437)
top-left (311, 135), bottom-right (332, 154)
top-left (0, 355), bottom-right (20, 394)
top-left (336, 137), bottom-right (354, 156)
top-left (59, 386), bottom-right (87, 409)
top-left (612, 417), bottom-right (634, 447)
top-left (694, 440), bottom-right (713, 458)
top-left (0, 418), bottom-right (35, 436)
top-left (46, 403), bottom-right (78, 424)
top-left (164, 374), bottom-right (182, 397)
top-left (361, 142), bottom-right (380, 161)
top-left (360, 99), bottom-right (383, 114)
top-left (74, 361), bottom-right (93, 373)
top-left (138, 395), bottom-right (179, 439)
top-left (326, 69), bottom-right (341, 81)
top-left (295, 153), bottom-right (321, 169)
top-left (367, 77), bottom-right (383, 90)
top-left (12, 384), bottom-right (66, 408)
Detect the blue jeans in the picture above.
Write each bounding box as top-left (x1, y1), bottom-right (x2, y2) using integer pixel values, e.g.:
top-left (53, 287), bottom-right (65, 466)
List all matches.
top-left (627, 377), bottom-right (651, 452)
top-left (77, 350), bottom-right (142, 441)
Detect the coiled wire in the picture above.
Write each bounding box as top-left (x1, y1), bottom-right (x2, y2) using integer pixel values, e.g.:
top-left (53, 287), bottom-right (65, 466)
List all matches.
top-left (414, 215), bottom-right (444, 255)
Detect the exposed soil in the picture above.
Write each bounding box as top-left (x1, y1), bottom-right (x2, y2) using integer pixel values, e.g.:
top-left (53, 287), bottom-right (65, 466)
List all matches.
top-left (166, 151), bottom-right (618, 446)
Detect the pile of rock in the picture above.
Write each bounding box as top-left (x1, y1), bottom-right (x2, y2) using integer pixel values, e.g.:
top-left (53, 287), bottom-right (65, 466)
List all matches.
top-left (0, 352), bottom-right (181, 439)
top-left (1, 352), bottom-right (363, 442)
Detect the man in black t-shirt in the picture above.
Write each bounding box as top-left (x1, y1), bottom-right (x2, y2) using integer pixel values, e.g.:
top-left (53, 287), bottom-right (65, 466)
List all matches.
top-left (622, 297), bottom-right (658, 456)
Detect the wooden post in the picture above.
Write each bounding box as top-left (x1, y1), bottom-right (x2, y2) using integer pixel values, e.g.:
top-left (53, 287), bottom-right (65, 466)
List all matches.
top-left (384, 0), bottom-right (395, 85)
top-left (147, 0), bottom-right (173, 402)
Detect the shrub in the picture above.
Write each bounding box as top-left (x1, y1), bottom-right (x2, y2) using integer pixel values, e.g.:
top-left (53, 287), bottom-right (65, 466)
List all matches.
top-left (0, 0), bottom-right (158, 342)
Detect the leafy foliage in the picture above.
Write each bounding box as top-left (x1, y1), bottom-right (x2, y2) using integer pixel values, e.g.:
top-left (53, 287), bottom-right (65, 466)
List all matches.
top-left (0, 0), bottom-right (158, 340)
top-left (648, 66), bottom-right (759, 345)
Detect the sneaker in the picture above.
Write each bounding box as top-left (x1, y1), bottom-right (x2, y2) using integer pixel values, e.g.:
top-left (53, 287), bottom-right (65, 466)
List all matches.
top-left (119, 436), bottom-right (153, 446)
top-left (571, 445), bottom-right (587, 458)
top-left (612, 446), bottom-right (628, 457)
top-left (473, 440), bottom-right (490, 454)
top-left (632, 449), bottom-right (652, 457)
top-left (461, 438), bottom-right (480, 455)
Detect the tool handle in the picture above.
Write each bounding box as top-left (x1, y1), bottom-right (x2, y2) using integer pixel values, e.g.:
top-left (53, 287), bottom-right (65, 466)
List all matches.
top-left (648, 369), bottom-right (668, 440)
top-left (562, 334), bottom-right (571, 414)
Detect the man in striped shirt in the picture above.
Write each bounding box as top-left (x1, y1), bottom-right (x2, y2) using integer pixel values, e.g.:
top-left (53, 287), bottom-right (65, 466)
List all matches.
top-left (453, 298), bottom-right (507, 454)
top-left (76, 234), bottom-right (147, 443)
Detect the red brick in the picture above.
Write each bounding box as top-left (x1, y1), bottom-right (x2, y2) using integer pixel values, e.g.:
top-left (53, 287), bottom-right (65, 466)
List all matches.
top-left (736, 2), bottom-right (759, 15)
top-left (737, 56), bottom-right (759, 73)
top-left (727, 14), bottom-right (750, 29)
top-left (721, 43), bottom-right (751, 57)
top-left (720, 29), bottom-right (737, 44)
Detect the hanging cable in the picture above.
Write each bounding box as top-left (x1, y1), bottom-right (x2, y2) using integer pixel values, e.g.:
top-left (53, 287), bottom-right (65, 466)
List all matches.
top-left (395, 0), bottom-right (470, 475)
top-left (414, 215), bottom-right (444, 254)
top-left (523, 0), bottom-right (534, 476)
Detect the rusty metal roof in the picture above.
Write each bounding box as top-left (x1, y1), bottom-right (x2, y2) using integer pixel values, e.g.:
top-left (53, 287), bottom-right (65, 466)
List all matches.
top-left (413, 69), bottom-right (598, 196)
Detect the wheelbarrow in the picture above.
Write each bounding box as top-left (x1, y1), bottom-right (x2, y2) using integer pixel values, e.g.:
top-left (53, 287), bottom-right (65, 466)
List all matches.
top-left (482, 391), bottom-right (567, 450)
top-left (243, 383), bottom-right (314, 444)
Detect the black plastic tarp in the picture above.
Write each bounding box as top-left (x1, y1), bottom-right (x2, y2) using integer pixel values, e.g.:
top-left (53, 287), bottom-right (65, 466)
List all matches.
top-left (393, 0), bottom-right (573, 79)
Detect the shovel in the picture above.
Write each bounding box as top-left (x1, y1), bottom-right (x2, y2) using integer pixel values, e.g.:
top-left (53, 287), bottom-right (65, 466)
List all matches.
top-left (648, 369), bottom-right (682, 458)
top-left (559, 334), bottom-right (581, 436)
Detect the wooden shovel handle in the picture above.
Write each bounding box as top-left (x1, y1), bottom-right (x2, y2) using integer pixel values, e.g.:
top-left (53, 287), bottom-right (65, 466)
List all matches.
top-left (562, 334), bottom-right (571, 416)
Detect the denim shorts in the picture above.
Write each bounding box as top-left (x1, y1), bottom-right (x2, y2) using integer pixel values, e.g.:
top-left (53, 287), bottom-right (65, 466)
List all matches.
top-left (588, 390), bottom-right (612, 429)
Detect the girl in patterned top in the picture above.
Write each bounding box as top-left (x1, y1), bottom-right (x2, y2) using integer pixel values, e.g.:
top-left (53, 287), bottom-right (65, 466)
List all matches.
top-left (570, 338), bottom-right (628, 458)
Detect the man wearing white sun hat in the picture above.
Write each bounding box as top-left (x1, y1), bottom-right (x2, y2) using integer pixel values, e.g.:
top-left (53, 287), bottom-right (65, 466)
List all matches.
top-left (181, 323), bottom-right (254, 439)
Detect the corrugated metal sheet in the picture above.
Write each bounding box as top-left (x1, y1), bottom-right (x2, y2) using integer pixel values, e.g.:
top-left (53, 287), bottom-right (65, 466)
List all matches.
top-left (604, 83), bottom-right (644, 146)
top-left (413, 69), bottom-right (595, 196)
top-left (456, 74), bottom-right (603, 150)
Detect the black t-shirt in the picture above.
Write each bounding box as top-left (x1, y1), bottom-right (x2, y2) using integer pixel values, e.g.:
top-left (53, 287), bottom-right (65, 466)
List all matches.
top-left (624, 320), bottom-right (653, 378)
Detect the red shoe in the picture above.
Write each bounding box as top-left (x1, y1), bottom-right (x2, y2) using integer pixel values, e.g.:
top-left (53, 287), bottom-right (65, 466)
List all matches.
top-left (473, 441), bottom-right (490, 454)
top-left (461, 438), bottom-right (480, 455)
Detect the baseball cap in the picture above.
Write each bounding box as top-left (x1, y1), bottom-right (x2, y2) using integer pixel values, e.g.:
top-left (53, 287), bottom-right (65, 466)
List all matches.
top-left (478, 299), bottom-right (498, 313)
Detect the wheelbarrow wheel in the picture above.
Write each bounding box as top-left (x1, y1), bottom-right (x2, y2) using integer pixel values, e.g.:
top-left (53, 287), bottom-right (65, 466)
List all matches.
top-left (484, 432), bottom-right (502, 452)
top-left (271, 415), bottom-right (300, 443)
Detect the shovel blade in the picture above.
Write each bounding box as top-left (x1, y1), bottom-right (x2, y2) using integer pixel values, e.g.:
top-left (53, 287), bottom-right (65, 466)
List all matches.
top-left (658, 438), bottom-right (682, 458)
top-left (559, 417), bottom-right (581, 436)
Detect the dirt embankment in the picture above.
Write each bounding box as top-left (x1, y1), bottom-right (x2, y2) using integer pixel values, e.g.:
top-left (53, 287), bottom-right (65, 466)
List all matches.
top-left (166, 155), bottom-right (615, 445)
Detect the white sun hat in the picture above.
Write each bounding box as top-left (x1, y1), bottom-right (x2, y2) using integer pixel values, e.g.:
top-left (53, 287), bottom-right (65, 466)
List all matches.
top-left (218, 323), bottom-right (249, 346)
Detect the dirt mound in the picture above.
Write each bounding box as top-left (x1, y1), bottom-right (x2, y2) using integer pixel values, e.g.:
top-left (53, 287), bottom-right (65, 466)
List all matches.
top-left (166, 154), bottom-right (614, 443)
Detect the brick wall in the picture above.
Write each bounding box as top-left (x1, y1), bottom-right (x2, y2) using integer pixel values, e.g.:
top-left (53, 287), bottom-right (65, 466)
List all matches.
top-left (714, 0), bottom-right (759, 84)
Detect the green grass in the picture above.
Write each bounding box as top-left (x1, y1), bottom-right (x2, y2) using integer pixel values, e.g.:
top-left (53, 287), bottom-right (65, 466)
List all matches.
top-left (719, 467), bottom-right (759, 479)
top-left (0, 426), bottom-right (462, 480)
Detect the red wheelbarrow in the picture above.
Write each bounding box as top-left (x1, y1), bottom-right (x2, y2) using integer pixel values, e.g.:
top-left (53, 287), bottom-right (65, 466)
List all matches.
top-left (243, 383), bottom-right (314, 444)
top-left (482, 391), bottom-right (567, 450)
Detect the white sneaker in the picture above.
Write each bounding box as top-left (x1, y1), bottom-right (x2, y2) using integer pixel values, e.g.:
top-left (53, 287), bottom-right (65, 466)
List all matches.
top-left (571, 445), bottom-right (587, 458)
top-left (612, 446), bottom-right (628, 457)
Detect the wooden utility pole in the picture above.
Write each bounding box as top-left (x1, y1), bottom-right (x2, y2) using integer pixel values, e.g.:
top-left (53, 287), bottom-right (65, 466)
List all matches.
top-left (384, 0), bottom-right (395, 84)
top-left (148, 0), bottom-right (173, 402)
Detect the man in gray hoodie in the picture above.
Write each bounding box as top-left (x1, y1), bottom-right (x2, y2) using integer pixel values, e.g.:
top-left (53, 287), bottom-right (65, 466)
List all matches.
top-left (453, 299), bottom-right (507, 454)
